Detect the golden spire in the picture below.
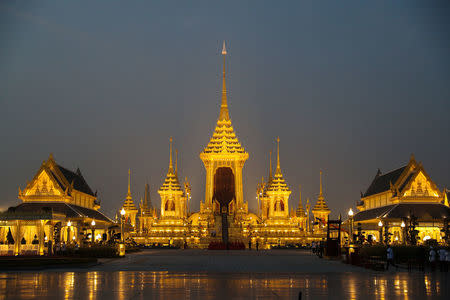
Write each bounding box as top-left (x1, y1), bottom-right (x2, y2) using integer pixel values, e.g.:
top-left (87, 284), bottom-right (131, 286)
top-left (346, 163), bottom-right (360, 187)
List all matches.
top-left (219, 41), bottom-right (230, 121)
top-left (275, 137), bottom-right (281, 175)
top-left (269, 151), bottom-right (273, 181)
top-left (299, 184), bottom-right (302, 205)
top-left (127, 168), bottom-right (132, 199)
top-left (319, 170), bottom-right (323, 197)
top-left (296, 184), bottom-right (305, 217)
top-left (175, 149), bottom-right (178, 176)
top-left (168, 137), bottom-right (174, 173)
top-left (312, 170), bottom-right (330, 213)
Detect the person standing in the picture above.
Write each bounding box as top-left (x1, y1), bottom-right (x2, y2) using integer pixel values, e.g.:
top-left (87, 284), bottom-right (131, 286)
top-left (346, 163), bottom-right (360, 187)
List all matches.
top-left (248, 239), bottom-right (252, 250)
top-left (61, 241), bottom-right (67, 255)
top-left (256, 240), bottom-right (259, 251)
top-left (429, 247), bottom-right (437, 272)
top-left (438, 248), bottom-right (447, 272)
top-left (445, 248), bottom-right (450, 272)
top-left (386, 245), bottom-right (395, 270)
top-left (47, 240), bottom-right (53, 256)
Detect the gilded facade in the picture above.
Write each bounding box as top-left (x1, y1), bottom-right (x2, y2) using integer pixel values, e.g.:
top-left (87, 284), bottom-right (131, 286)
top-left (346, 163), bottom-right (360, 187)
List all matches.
top-left (348, 154), bottom-right (450, 245)
top-left (131, 43), bottom-right (331, 248)
top-left (0, 154), bottom-right (113, 255)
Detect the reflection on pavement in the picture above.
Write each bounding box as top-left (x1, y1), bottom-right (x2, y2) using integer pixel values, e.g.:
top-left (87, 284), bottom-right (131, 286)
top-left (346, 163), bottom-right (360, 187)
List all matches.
top-left (0, 271), bottom-right (448, 299)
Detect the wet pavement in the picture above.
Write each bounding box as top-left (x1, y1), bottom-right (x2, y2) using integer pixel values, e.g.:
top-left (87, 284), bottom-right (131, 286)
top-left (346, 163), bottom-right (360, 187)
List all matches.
top-left (0, 250), bottom-right (448, 299)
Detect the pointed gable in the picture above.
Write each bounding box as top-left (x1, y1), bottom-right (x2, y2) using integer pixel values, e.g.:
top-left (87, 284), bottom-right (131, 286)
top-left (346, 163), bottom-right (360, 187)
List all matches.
top-left (400, 170), bottom-right (441, 198)
top-left (24, 168), bottom-right (64, 197)
top-left (22, 154), bottom-right (96, 199)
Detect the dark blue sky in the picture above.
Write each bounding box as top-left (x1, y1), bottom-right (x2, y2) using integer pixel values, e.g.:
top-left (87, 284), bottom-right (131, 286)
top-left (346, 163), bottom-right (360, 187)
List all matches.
top-left (1, 1), bottom-right (449, 218)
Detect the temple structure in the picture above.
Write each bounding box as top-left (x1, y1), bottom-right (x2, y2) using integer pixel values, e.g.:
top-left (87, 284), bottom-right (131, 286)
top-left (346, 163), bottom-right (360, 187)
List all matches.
top-left (311, 171), bottom-right (331, 230)
top-left (130, 43), bottom-right (330, 248)
top-left (120, 169), bottom-right (138, 228)
top-left (0, 154), bottom-right (113, 256)
top-left (348, 155), bottom-right (450, 244)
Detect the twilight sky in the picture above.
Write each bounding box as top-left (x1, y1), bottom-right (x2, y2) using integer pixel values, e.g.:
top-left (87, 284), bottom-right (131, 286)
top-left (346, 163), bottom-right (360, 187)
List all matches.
top-left (1, 1), bottom-right (449, 218)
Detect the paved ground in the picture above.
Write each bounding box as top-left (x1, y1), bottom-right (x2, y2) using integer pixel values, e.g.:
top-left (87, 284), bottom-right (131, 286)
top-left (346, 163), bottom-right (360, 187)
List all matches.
top-left (93, 249), bottom-right (367, 273)
top-left (0, 250), bottom-right (448, 299)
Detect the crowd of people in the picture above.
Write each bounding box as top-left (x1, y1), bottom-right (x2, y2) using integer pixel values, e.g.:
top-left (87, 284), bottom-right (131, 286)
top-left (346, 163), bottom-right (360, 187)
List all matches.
top-left (311, 241), bottom-right (324, 258)
top-left (385, 245), bottom-right (449, 272)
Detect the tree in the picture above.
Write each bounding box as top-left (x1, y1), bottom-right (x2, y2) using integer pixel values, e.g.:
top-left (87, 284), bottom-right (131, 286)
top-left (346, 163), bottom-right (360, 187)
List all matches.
top-left (407, 215), bottom-right (419, 246)
top-left (6, 228), bottom-right (14, 244)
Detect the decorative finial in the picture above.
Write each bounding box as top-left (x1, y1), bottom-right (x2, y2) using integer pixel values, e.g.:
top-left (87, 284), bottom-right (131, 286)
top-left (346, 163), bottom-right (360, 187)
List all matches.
top-left (219, 41), bottom-right (230, 121)
top-left (222, 41), bottom-right (227, 55)
top-left (175, 149), bottom-right (178, 176)
top-left (169, 137), bottom-right (173, 172)
top-left (319, 170), bottom-right (323, 197)
top-left (276, 137), bottom-right (281, 174)
top-left (299, 184), bottom-right (302, 204)
top-left (127, 168), bottom-right (131, 198)
top-left (410, 153), bottom-right (415, 162)
top-left (269, 151), bottom-right (273, 181)
top-left (49, 153), bottom-right (54, 161)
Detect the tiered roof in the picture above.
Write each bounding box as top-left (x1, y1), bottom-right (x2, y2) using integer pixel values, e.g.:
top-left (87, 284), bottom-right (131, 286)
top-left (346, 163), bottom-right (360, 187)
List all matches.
top-left (296, 185), bottom-right (305, 217)
top-left (312, 171), bottom-right (330, 213)
top-left (202, 42), bottom-right (246, 156)
top-left (265, 138), bottom-right (291, 194)
top-left (140, 183), bottom-right (153, 215)
top-left (122, 169), bottom-right (138, 211)
top-left (159, 138), bottom-right (183, 194)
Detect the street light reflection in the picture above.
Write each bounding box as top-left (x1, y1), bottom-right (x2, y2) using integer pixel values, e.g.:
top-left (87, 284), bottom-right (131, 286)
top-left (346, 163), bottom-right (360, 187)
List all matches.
top-left (0, 272), bottom-right (446, 299)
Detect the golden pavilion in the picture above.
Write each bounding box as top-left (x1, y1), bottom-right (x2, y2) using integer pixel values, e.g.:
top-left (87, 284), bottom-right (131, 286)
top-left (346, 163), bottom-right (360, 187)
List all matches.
top-left (130, 42), bottom-right (332, 248)
top-left (0, 154), bottom-right (114, 256)
top-left (347, 154), bottom-right (450, 244)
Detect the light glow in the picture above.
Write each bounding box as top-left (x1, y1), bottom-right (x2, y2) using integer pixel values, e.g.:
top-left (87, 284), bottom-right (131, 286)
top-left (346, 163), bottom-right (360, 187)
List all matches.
top-left (348, 208), bottom-right (354, 217)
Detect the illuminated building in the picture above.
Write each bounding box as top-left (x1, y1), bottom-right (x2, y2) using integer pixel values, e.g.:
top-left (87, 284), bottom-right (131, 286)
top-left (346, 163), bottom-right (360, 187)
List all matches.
top-left (349, 154), bottom-right (450, 244)
top-left (133, 43), bottom-right (330, 248)
top-left (311, 171), bottom-right (331, 231)
top-left (137, 183), bottom-right (156, 234)
top-left (134, 138), bottom-right (191, 246)
top-left (120, 169), bottom-right (138, 228)
top-left (0, 154), bottom-right (113, 256)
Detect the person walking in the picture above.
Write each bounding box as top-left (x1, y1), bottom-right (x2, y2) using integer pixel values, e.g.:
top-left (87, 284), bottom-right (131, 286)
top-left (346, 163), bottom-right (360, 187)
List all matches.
top-left (445, 248), bottom-right (450, 272)
top-left (429, 247), bottom-right (437, 272)
top-left (318, 242), bottom-right (324, 258)
top-left (386, 245), bottom-right (395, 270)
top-left (248, 239), bottom-right (252, 250)
top-left (437, 248), bottom-right (445, 272)
top-left (61, 241), bottom-right (67, 255)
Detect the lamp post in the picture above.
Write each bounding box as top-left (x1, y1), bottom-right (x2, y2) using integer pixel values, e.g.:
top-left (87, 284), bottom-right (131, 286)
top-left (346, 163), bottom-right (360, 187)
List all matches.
top-left (378, 220), bottom-right (383, 244)
top-left (67, 221), bottom-right (72, 243)
top-left (401, 220), bottom-right (406, 245)
top-left (91, 220), bottom-right (96, 243)
top-left (348, 208), bottom-right (354, 244)
top-left (120, 208), bottom-right (126, 243)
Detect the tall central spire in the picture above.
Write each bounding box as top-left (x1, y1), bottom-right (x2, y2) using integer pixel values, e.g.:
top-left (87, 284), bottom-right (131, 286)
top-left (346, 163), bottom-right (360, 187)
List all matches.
top-left (219, 41), bottom-right (230, 121)
top-left (269, 151), bottom-right (273, 181)
top-left (175, 149), bottom-right (178, 176)
top-left (275, 137), bottom-right (281, 175)
top-left (319, 170), bottom-right (323, 197)
top-left (168, 137), bottom-right (174, 173)
top-left (127, 168), bottom-right (132, 199)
